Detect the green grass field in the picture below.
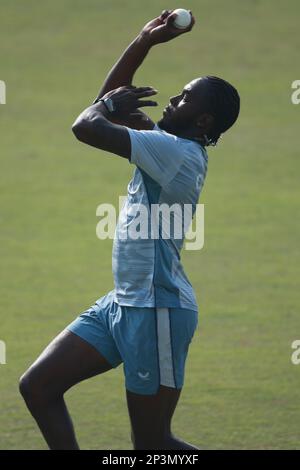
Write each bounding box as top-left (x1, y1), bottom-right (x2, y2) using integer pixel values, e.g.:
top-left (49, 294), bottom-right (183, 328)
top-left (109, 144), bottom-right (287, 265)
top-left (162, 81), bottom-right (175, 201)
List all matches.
top-left (1, 0), bottom-right (300, 450)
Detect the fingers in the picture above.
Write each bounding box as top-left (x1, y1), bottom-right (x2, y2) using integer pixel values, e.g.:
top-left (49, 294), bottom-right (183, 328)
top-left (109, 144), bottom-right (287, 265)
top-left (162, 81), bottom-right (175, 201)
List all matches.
top-left (112, 86), bottom-right (158, 110)
top-left (136, 100), bottom-right (158, 108)
top-left (159, 9), bottom-right (172, 20)
top-left (131, 86), bottom-right (158, 98)
top-left (133, 86), bottom-right (157, 91)
top-left (166, 12), bottom-right (178, 28)
top-left (188, 10), bottom-right (196, 30)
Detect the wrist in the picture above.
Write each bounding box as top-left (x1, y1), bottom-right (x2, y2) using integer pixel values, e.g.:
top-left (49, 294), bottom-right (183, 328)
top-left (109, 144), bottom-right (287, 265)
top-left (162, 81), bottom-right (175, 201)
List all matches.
top-left (94, 100), bottom-right (112, 120)
top-left (99, 97), bottom-right (115, 113)
top-left (136, 32), bottom-right (154, 49)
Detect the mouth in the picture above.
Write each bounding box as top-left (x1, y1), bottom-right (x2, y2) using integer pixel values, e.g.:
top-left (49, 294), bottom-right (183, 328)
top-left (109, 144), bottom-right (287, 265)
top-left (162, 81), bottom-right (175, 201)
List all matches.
top-left (163, 106), bottom-right (173, 116)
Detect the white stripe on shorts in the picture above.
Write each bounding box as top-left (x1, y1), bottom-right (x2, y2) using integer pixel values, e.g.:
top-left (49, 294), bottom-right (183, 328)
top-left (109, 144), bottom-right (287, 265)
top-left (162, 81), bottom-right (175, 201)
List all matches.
top-left (156, 307), bottom-right (175, 388)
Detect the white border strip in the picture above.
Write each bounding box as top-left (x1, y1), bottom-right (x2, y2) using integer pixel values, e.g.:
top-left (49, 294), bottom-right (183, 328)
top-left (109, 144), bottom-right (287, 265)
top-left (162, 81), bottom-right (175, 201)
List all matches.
top-left (156, 307), bottom-right (175, 387)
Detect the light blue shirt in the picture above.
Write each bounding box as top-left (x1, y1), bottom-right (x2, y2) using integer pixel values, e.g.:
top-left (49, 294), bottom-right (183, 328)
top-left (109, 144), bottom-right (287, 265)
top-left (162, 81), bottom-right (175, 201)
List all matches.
top-left (112, 123), bottom-right (208, 311)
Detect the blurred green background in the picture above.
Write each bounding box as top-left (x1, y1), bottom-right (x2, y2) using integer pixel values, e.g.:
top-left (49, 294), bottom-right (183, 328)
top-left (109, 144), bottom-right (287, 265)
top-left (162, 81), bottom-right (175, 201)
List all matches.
top-left (1, 0), bottom-right (300, 450)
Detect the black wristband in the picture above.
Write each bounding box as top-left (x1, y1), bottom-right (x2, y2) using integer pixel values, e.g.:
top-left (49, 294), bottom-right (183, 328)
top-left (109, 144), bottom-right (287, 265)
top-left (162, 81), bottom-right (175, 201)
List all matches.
top-left (99, 99), bottom-right (111, 112)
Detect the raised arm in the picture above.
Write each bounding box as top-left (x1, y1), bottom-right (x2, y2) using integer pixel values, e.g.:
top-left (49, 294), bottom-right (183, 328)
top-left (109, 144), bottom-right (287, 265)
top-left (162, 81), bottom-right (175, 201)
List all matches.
top-left (92, 34), bottom-right (155, 130)
top-left (72, 10), bottom-right (196, 156)
top-left (93, 35), bottom-right (151, 104)
top-left (91, 10), bottom-right (195, 130)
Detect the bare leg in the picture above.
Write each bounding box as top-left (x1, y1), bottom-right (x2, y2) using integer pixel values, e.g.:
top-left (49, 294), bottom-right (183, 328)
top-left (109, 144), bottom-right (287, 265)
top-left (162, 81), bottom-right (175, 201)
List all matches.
top-left (19, 329), bottom-right (113, 449)
top-left (126, 385), bottom-right (200, 450)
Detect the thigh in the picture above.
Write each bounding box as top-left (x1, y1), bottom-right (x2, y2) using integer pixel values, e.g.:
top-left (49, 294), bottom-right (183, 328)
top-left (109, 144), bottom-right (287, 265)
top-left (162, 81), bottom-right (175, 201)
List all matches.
top-left (115, 306), bottom-right (198, 396)
top-left (169, 307), bottom-right (198, 389)
top-left (23, 293), bottom-right (124, 395)
top-left (22, 328), bottom-right (114, 396)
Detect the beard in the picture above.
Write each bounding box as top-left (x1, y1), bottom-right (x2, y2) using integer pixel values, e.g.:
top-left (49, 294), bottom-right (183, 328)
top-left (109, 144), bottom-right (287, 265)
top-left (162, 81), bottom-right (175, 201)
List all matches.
top-left (156, 117), bottom-right (167, 130)
top-left (156, 116), bottom-right (193, 135)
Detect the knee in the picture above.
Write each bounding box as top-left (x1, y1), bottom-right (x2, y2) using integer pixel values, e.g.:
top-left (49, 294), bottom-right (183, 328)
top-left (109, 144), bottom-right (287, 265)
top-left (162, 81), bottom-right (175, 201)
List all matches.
top-left (19, 371), bottom-right (31, 400)
top-left (19, 371), bottom-right (35, 404)
top-left (19, 369), bottom-right (46, 410)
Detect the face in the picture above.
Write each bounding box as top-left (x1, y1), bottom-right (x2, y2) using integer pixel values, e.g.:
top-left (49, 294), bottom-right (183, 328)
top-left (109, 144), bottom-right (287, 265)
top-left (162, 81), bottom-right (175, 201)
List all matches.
top-left (157, 77), bottom-right (213, 138)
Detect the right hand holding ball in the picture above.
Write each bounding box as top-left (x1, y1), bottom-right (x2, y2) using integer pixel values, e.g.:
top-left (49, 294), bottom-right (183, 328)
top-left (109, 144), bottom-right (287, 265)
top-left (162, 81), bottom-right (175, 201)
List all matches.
top-left (172, 9), bottom-right (192, 29)
top-left (140, 9), bottom-right (195, 45)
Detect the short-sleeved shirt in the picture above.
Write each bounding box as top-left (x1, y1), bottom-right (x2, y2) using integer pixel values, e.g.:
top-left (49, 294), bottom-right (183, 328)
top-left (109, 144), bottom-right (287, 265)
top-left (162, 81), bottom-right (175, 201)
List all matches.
top-left (112, 123), bottom-right (208, 312)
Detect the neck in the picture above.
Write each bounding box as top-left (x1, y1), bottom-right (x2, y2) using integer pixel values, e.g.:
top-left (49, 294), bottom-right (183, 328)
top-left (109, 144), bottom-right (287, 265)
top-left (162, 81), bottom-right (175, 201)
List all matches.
top-left (157, 121), bottom-right (208, 147)
top-left (157, 121), bottom-right (207, 146)
top-left (171, 129), bottom-right (207, 146)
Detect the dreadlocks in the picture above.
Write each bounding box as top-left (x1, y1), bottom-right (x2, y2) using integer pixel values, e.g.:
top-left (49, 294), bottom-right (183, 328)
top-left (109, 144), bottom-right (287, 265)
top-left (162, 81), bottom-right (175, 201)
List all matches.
top-left (201, 76), bottom-right (240, 146)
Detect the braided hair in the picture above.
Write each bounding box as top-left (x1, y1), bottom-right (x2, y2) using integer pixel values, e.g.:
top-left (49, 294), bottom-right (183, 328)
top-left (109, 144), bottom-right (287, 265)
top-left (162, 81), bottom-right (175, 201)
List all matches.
top-left (198, 76), bottom-right (240, 147)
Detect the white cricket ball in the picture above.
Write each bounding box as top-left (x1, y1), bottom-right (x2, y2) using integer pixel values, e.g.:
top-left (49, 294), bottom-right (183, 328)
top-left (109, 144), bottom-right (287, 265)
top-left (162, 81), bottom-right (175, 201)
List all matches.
top-left (173, 8), bottom-right (192, 29)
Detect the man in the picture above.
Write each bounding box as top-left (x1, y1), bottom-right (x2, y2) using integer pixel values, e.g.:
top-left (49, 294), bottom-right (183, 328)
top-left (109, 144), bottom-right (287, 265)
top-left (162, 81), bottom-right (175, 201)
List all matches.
top-left (20, 10), bottom-right (240, 450)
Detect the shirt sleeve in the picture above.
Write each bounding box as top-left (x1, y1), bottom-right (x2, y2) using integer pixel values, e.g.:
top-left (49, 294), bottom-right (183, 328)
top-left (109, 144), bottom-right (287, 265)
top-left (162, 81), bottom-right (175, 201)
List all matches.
top-left (125, 125), bottom-right (186, 187)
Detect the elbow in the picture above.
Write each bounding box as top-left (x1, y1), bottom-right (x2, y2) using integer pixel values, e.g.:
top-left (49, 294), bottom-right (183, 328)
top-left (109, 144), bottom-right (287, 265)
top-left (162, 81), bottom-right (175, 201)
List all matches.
top-left (72, 109), bottom-right (106, 148)
top-left (72, 118), bottom-right (89, 143)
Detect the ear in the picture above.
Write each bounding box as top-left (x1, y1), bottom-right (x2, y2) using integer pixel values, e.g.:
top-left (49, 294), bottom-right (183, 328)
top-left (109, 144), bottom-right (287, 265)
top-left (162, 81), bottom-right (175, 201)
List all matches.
top-left (196, 113), bottom-right (214, 134)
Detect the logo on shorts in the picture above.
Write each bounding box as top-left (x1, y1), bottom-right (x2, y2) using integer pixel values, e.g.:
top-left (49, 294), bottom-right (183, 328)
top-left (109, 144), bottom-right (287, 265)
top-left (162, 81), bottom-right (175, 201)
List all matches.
top-left (138, 371), bottom-right (150, 380)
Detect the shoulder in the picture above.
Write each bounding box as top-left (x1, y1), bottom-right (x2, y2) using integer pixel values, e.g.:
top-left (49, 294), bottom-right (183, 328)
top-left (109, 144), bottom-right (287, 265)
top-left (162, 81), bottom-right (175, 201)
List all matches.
top-left (126, 124), bottom-right (186, 160)
top-left (177, 136), bottom-right (208, 166)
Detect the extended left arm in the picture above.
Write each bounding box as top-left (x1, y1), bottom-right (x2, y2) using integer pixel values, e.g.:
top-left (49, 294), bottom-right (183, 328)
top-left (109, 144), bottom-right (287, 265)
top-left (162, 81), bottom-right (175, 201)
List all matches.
top-left (72, 100), bottom-right (130, 159)
top-left (72, 86), bottom-right (158, 159)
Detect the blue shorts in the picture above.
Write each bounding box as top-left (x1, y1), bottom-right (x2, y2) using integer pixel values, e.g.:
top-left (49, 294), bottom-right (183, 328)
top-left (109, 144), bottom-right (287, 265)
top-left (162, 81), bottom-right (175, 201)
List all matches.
top-left (66, 290), bottom-right (198, 395)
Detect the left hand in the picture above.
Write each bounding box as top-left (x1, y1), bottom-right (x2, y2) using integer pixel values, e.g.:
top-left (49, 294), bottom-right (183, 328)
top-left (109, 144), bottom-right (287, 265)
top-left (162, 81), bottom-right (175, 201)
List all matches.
top-left (100, 85), bottom-right (158, 118)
